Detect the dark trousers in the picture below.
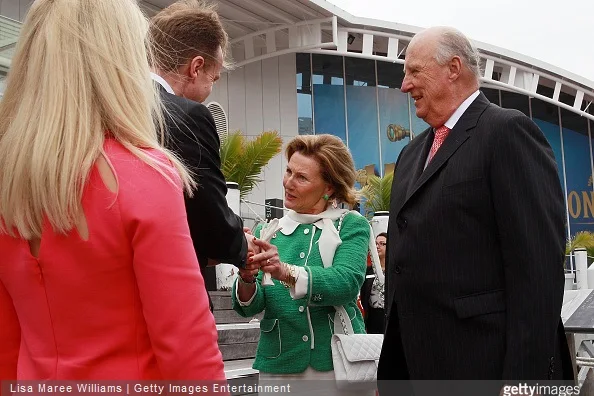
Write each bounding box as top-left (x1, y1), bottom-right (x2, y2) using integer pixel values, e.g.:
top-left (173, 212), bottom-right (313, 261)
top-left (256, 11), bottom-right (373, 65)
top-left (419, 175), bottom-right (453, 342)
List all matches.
top-left (365, 307), bottom-right (385, 334)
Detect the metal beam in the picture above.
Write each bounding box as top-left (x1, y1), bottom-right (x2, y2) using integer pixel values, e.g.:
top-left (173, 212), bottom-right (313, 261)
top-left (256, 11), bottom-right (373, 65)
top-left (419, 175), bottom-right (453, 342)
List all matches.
top-left (0, 55), bottom-right (11, 68)
top-left (307, 24), bottom-right (594, 122)
top-left (221, 19), bottom-right (255, 37)
top-left (218, 1), bottom-right (272, 24)
top-left (230, 16), bottom-right (333, 44)
top-left (230, 16), bottom-right (335, 67)
top-left (0, 38), bottom-right (16, 52)
top-left (270, 0), bottom-right (321, 20)
top-left (139, 1), bottom-right (162, 16)
top-left (240, 0), bottom-right (297, 24)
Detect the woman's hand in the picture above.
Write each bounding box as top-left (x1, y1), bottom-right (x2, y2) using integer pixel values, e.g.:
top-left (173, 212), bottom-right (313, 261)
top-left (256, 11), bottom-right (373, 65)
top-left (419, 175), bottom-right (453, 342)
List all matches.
top-left (251, 239), bottom-right (284, 280)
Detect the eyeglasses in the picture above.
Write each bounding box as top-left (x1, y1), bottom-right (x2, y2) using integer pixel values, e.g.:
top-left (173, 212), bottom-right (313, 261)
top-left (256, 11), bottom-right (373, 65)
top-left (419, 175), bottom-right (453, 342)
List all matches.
top-left (376, 242), bottom-right (386, 246)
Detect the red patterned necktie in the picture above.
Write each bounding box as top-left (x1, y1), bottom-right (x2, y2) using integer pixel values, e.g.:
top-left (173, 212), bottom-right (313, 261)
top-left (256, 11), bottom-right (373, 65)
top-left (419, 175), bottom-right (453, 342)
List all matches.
top-left (428, 125), bottom-right (450, 163)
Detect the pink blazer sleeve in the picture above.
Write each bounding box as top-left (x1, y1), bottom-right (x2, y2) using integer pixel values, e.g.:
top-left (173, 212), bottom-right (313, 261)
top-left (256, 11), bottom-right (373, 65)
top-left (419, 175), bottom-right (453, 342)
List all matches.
top-left (115, 149), bottom-right (225, 380)
top-left (0, 277), bottom-right (20, 379)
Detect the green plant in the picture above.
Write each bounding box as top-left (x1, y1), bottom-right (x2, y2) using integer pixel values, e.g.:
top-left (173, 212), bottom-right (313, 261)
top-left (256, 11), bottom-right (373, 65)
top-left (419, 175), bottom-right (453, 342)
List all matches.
top-left (359, 171), bottom-right (394, 217)
top-left (565, 231), bottom-right (594, 258)
top-left (220, 130), bottom-right (283, 199)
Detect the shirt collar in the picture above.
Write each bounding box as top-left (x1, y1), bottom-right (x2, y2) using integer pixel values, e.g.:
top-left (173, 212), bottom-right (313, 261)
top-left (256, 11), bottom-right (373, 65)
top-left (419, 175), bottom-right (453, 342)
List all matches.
top-left (277, 209), bottom-right (347, 236)
top-left (443, 90), bottom-right (480, 130)
top-left (150, 72), bottom-right (175, 95)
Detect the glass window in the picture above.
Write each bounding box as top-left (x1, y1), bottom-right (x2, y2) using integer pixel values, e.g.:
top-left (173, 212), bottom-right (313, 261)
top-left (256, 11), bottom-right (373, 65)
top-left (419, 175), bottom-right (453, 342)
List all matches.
top-left (536, 84), bottom-right (554, 100)
top-left (531, 99), bottom-right (569, 257)
top-left (345, 57), bottom-right (376, 87)
top-left (377, 62), bottom-right (410, 175)
top-left (344, 58), bottom-right (380, 177)
top-left (531, 99), bottom-right (564, 191)
top-left (559, 91), bottom-right (576, 107)
top-left (296, 53), bottom-right (313, 135)
top-left (377, 61), bottom-right (404, 89)
top-left (501, 90), bottom-right (530, 116)
top-left (481, 87), bottom-right (500, 106)
top-left (312, 54), bottom-right (346, 141)
top-left (590, 107), bottom-right (594, 192)
top-left (561, 108), bottom-right (594, 234)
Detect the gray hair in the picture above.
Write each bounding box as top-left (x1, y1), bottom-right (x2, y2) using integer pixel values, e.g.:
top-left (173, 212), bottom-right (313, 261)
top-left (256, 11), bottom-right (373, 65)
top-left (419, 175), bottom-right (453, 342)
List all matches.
top-left (433, 28), bottom-right (481, 81)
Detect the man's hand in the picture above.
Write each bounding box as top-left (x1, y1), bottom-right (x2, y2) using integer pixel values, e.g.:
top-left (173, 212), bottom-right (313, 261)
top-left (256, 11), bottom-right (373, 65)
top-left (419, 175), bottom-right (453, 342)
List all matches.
top-left (246, 233), bottom-right (261, 255)
top-left (207, 258), bottom-right (219, 267)
top-left (238, 252), bottom-right (259, 283)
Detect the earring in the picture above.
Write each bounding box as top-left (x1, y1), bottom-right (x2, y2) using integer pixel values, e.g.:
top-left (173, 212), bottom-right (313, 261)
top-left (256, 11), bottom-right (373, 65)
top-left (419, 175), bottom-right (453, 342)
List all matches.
top-left (332, 198), bottom-right (338, 209)
top-left (323, 194), bottom-right (329, 201)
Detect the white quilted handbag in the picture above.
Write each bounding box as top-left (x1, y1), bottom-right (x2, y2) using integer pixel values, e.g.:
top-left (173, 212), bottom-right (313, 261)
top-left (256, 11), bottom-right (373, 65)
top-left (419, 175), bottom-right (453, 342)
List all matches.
top-left (330, 211), bottom-right (384, 389)
top-left (331, 333), bottom-right (383, 388)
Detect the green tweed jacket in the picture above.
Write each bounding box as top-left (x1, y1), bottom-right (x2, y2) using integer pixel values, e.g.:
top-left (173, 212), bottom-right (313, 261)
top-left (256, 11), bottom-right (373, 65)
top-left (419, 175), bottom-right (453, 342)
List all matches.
top-left (232, 212), bottom-right (369, 374)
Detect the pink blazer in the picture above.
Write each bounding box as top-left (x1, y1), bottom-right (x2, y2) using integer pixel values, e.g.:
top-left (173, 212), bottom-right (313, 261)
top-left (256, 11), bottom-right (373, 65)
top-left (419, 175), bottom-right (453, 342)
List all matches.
top-left (0, 139), bottom-right (225, 380)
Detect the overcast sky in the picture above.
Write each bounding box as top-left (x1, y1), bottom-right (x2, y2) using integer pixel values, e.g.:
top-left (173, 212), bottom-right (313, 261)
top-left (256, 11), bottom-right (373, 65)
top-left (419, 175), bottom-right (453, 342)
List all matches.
top-left (330, 0), bottom-right (594, 84)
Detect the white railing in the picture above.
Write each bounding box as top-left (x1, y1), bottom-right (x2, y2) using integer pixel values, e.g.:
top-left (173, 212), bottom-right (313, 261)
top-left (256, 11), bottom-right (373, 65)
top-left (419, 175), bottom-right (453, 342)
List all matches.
top-left (0, 15), bottom-right (20, 68)
top-left (1, 12), bottom-right (592, 121)
top-left (230, 16), bottom-right (337, 68)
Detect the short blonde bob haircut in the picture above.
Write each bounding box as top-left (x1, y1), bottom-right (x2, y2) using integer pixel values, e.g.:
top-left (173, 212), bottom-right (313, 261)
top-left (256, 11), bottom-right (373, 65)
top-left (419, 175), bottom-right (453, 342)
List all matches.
top-left (0, 0), bottom-right (194, 239)
top-left (286, 134), bottom-right (358, 207)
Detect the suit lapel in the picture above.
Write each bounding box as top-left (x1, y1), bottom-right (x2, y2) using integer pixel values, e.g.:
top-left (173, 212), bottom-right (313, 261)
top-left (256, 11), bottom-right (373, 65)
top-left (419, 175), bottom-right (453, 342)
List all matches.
top-left (401, 93), bottom-right (491, 207)
top-left (406, 129), bottom-right (433, 197)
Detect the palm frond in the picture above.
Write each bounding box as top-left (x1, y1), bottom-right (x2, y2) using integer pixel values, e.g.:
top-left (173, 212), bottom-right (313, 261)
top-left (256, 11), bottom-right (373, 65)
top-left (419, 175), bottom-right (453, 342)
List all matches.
top-left (380, 172), bottom-right (394, 210)
top-left (220, 130), bottom-right (283, 198)
top-left (220, 131), bottom-right (244, 182)
top-left (359, 172), bottom-right (394, 217)
top-left (566, 231), bottom-right (594, 256)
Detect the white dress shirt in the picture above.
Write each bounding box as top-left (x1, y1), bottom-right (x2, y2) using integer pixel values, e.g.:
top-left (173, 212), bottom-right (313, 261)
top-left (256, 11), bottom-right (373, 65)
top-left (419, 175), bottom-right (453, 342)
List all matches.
top-left (443, 90), bottom-right (480, 130)
top-left (150, 72), bottom-right (175, 95)
top-left (424, 90), bottom-right (480, 168)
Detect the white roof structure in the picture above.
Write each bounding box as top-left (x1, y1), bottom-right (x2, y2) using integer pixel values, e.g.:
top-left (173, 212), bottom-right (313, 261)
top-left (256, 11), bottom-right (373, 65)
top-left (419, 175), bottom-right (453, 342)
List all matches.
top-left (1, 0), bottom-right (591, 119)
top-left (144, 0), bottom-right (594, 120)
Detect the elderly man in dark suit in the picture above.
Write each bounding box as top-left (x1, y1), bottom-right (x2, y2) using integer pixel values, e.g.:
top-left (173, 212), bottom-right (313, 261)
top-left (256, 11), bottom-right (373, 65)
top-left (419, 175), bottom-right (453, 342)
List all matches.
top-left (378, 26), bottom-right (573, 382)
top-left (149, 0), bottom-right (256, 311)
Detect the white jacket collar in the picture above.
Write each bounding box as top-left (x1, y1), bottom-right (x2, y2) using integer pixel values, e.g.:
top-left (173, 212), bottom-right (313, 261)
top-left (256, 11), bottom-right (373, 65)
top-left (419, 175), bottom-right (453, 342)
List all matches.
top-left (277, 209), bottom-right (348, 268)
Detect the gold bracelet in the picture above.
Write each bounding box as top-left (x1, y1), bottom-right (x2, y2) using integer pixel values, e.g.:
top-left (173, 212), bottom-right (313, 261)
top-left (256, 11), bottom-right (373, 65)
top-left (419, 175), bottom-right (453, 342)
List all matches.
top-left (280, 263), bottom-right (297, 288)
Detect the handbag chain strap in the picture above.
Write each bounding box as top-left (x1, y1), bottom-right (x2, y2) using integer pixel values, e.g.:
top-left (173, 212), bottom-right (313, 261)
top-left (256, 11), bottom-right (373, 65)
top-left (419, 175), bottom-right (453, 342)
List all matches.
top-left (333, 210), bottom-right (385, 336)
top-left (334, 210), bottom-right (354, 336)
top-left (337, 307), bottom-right (350, 335)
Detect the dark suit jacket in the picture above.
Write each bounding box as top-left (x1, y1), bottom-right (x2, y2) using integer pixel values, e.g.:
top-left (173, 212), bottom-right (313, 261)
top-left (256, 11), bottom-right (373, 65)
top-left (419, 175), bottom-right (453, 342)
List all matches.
top-left (159, 87), bottom-right (247, 273)
top-left (378, 92), bottom-right (572, 380)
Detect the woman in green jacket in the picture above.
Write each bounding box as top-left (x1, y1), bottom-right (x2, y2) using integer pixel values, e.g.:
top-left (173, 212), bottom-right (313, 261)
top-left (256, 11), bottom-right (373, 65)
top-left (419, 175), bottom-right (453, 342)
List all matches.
top-left (233, 134), bottom-right (370, 388)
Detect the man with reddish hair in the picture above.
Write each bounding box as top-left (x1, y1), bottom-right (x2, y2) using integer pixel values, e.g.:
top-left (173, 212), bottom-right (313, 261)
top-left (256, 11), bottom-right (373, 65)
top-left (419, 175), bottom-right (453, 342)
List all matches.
top-left (150, 0), bottom-right (255, 310)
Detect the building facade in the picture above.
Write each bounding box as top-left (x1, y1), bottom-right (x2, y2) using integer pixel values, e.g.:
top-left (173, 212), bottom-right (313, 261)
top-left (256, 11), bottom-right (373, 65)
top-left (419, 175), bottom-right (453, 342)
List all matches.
top-left (1, 0), bottom-right (594, 242)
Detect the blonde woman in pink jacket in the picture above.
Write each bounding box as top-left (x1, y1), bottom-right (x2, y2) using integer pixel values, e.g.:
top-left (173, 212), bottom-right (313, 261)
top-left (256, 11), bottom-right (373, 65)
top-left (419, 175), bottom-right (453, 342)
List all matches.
top-left (0, 0), bottom-right (224, 380)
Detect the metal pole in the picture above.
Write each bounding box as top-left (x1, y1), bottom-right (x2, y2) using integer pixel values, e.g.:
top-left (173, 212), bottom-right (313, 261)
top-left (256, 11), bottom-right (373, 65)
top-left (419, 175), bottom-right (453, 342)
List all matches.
top-left (575, 248), bottom-right (588, 290)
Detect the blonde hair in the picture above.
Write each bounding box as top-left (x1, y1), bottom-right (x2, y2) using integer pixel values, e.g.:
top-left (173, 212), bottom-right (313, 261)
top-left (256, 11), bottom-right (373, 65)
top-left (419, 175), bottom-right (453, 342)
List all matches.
top-left (286, 134), bottom-right (358, 206)
top-left (0, 0), bottom-right (194, 239)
